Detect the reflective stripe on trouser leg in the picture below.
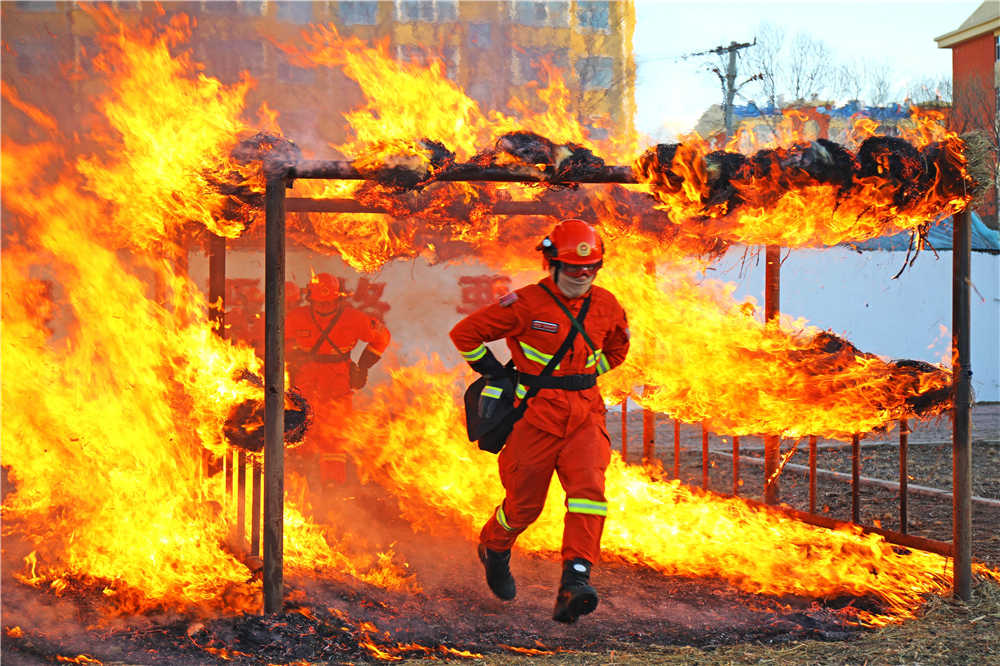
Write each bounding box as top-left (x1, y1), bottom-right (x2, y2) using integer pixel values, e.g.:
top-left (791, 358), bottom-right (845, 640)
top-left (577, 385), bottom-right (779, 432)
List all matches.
top-left (567, 498), bottom-right (608, 516)
top-left (480, 419), bottom-right (560, 553)
top-left (556, 413), bottom-right (612, 564)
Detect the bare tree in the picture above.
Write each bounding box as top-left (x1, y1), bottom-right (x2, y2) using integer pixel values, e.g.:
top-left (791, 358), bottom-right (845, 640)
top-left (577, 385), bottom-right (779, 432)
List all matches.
top-left (746, 22), bottom-right (784, 107)
top-left (836, 58), bottom-right (867, 103)
top-left (783, 32), bottom-right (832, 102)
top-left (865, 59), bottom-right (894, 107)
top-left (906, 75), bottom-right (952, 105)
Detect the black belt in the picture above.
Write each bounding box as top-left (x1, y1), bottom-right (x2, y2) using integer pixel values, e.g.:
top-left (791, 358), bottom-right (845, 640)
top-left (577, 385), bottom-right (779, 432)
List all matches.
top-left (312, 352), bottom-right (351, 363)
top-left (517, 372), bottom-right (597, 390)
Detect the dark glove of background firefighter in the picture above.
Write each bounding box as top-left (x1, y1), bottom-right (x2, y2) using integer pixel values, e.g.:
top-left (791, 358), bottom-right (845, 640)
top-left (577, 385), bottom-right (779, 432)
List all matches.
top-left (349, 346), bottom-right (382, 389)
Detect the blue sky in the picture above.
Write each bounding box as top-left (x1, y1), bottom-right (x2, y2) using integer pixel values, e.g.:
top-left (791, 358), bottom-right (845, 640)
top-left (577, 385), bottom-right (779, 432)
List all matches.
top-left (633, 0), bottom-right (982, 139)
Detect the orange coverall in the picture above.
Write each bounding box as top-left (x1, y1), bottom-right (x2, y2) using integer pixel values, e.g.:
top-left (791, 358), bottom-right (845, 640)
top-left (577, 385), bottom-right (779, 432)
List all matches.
top-left (450, 276), bottom-right (630, 564)
top-left (286, 302), bottom-right (390, 482)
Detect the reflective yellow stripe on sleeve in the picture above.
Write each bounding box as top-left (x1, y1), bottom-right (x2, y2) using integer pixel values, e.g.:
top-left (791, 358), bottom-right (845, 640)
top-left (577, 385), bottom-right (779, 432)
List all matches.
top-left (567, 498), bottom-right (608, 516)
top-left (515, 383), bottom-right (527, 399)
top-left (461, 344), bottom-right (488, 362)
top-left (495, 505), bottom-right (513, 531)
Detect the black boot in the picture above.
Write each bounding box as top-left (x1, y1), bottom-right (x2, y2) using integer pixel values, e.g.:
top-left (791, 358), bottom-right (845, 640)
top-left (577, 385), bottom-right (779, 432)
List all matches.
top-left (552, 558), bottom-right (598, 623)
top-left (478, 544), bottom-right (516, 600)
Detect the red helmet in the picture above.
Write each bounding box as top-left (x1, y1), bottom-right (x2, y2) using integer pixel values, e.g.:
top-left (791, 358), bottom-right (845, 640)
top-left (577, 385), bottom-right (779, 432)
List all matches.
top-left (537, 218), bottom-right (604, 268)
top-left (307, 273), bottom-right (341, 303)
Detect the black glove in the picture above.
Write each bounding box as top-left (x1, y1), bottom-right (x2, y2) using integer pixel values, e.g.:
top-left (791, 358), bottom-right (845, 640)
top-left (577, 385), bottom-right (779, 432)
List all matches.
top-left (469, 348), bottom-right (506, 378)
top-left (349, 361), bottom-right (368, 389)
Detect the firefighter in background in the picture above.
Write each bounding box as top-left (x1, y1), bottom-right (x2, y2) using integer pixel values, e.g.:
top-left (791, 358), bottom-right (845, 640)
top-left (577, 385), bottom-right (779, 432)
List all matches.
top-left (286, 272), bottom-right (390, 484)
top-left (450, 219), bottom-right (630, 624)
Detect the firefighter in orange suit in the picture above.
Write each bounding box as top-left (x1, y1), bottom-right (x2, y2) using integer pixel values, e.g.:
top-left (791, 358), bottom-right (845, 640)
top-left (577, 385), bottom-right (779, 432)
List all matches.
top-left (449, 219), bottom-right (630, 623)
top-left (286, 273), bottom-right (390, 484)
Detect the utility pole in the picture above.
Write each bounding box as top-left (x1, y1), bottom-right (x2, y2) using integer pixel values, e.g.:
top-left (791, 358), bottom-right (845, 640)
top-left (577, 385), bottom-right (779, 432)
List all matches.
top-left (687, 40), bottom-right (757, 140)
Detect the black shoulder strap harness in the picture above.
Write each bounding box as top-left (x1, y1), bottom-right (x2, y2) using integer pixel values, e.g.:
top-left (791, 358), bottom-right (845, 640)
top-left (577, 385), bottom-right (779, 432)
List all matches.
top-left (308, 305), bottom-right (351, 363)
top-left (511, 288), bottom-right (594, 416)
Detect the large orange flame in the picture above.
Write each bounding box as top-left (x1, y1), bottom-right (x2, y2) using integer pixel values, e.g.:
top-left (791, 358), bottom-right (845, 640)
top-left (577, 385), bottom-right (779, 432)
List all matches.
top-left (0, 8), bottom-right (975, 626)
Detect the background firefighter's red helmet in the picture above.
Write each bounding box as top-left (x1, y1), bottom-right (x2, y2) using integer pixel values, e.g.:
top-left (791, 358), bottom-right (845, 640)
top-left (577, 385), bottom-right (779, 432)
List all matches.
top-left (307, 273), bottom-right (341, 303)
top-left (537, 218), bottom-right (604, 268)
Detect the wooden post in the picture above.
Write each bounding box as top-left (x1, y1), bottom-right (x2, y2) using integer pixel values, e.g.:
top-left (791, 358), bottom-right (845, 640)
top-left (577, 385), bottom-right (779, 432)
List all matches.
top-left (263, 163), bottom-right (288, 614)
top-left (701, 424), bottom-right (709, 489)
top-left (763, 245), bottom-right (781, 504)
top-left (642, 405), bottom-right (655, 464)
top-left (237, 450), bottom-right (247, 545)
top-left (207, 234), bottom-right (226, 498)
top-left (851, 434), bottom-right (861, 524)
top-left (731, 435), bottom-right (740, 495)
top-left (952, 209), bottom-right (972, 601)
top-left (808, 435), bottom-right (817, 514)
top-left (251, 459), bottom-right (262, 557)
top-left (899, 419), bottom-right (908, 534)
top-left (620, 400), bottom-right (628, 461)
top-left (673, 420), bottom-right (680, 479)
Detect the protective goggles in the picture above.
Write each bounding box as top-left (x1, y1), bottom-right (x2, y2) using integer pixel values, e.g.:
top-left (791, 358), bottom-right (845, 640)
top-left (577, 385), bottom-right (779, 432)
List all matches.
top-left (560, 262), bottom-right (602, 278)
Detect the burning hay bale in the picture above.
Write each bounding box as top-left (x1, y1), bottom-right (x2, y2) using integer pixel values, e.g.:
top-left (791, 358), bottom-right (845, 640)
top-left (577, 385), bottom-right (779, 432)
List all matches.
top-left (634, 134), bottom-right (977, 241)
top-left (480, 130), bottom-right (606, 184)
top-left (206, 132), bottom-right (303, 232)
top-left (353, 138), bottom-right (456, 191)
top-left (801, 331), bottom-right (952, 419)
top-left (223, 371), bottom-right (310, 452)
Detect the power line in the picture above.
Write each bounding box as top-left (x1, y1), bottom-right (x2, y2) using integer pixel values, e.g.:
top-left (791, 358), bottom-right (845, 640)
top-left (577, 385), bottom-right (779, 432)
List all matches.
top-left (685, 40), bottom-right (758, 138)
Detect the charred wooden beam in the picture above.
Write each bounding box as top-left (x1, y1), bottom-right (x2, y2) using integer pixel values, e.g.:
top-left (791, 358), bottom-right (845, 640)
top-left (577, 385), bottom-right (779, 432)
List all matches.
top-left (288, 160), bottom-right (636, 184)
top-left (285, 198), bottom-right (569, 217)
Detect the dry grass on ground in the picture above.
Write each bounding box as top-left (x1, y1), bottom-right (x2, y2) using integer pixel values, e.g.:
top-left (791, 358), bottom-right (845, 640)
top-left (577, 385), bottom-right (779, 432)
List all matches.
top-left (452, 577), bottom-right (1000, 666)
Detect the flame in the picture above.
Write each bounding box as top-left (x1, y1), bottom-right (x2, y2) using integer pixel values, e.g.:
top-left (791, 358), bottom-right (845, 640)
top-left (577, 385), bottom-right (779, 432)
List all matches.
top-left (633, 115), bottom-right (974, 248)
top-left (1, 10), bottom-right (408, 613)
top-left (0, 6), bottom-right (978, 629)
top-left (343, 363), bottom-right (953, 625)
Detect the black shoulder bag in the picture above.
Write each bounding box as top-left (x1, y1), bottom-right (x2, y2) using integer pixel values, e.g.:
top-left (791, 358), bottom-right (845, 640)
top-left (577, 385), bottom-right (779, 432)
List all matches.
top-left (464, 293), bottom-right (592, 453)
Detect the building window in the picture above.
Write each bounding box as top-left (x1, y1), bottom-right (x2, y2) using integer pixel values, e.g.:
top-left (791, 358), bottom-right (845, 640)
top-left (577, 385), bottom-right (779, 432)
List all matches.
top-left (512, 47), bottom-right (569, 85)
top-left (468, 23), bottom-right (491, 49)
top-left (584, 123), bottom-right (609, 141)
top-left (512, 1), bottom-right (569, 27)
top-left (339, 1), bottom-right (378, 24)
top-left (396, 0), bottom-right (457, 23)
top-left (396, 43), bottom-right (459, 80)
top-left (437, 0), bottom-right (458, 21)
top-left (203, 1), bottom-right (237, 12)
top-left (13, 40), bottom-right (55, 75)
top-left (576, 1), bottom-right (610, 31)
top-left (239, 1), bottom-right (264, 15)
top-left (575, 55), bottom-right (614, 90)
top-left (276, 1), bottom-right (313, 24)
top-left (14, 1), bottom-right (58, 10)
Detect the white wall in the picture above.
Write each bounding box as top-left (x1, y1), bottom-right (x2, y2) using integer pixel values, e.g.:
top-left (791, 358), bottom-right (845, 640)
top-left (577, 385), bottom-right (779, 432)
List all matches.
top-left (711, 246), bottom-right (1000, 402)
